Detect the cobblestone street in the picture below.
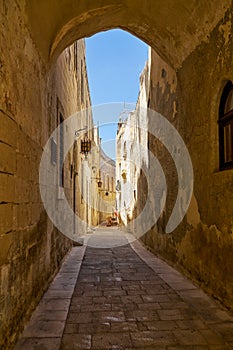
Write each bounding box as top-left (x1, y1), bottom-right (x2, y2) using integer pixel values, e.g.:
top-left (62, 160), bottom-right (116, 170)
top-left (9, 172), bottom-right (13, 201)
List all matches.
top-left (15, 229), bottom-right (233, 349)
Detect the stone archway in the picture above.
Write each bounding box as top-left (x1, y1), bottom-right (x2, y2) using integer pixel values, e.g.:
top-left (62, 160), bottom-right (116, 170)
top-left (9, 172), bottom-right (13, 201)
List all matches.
top-left (25, 0), bottom-right (231, 68)
top-left (2, 2), bottom-right (233, 348)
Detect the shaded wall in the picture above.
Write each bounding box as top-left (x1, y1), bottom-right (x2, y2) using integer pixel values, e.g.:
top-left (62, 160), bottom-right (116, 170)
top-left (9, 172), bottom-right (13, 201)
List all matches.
top-left (0, 2), bottom-right (91, 348)
top-left (142, 5), bottom-right (233, 311)
top-left (99, 149), bottom-right (116, 223)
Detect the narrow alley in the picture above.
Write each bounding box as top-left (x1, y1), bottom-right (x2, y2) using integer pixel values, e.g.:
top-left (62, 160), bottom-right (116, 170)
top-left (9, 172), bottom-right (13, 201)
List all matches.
top-left (1, 1), bottom-right (233, 349)
top-left (15, 229), bottom-right (233, 349)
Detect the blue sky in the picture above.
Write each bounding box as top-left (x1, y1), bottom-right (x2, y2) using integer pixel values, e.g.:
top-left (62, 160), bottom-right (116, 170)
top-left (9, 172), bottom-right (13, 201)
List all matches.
top-left (85, 29), bottom-right (148, 159)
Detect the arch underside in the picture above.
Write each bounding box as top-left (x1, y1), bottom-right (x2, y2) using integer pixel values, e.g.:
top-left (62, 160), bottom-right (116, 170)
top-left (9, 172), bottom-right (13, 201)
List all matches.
top-left (25, 0), bottom-right (231, 68)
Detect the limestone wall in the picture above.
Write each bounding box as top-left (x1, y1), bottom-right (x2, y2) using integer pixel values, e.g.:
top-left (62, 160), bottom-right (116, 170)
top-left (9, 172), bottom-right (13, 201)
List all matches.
top-left (1, 1), bottom-right (233, 347)
top-left (143, 6), bottom-right (233, 311)
top-left (116, 60), bottom-right (150, 227)
top-left (0, 2), bottom-right (92, 348)
top-left (99, 149), bottom-right (116, 223)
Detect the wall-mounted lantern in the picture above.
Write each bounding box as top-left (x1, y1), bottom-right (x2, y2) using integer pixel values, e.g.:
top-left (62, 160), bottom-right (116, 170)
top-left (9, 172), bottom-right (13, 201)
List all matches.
top-left (97, 180), bottom-right (102, 188)
top-left (91, 166), bottom-right (102, 187)
top-left (81, 136), bottom-right (91, 155)
top-left (121, 169), bottom-right (127, 181)
top-left (91, 176), bottom-right (102, 188)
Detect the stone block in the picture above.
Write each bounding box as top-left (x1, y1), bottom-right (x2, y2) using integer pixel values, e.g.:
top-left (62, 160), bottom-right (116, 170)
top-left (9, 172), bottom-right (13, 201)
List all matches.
top-left (0, 111), bottom-right (18, 147)
top-left (0, 232), bottom-right (13, 265)
top-left (16, 153), bottom-right (30, 179)
top-left (60, 334), bottom-right (91, 350)
top-left (0, 173), bottom-right (15, 202)
top-left (15, 338), bottom-right (61, 350)
top-left (0, 142), bottom-right (16, 174)
top-left (0, 203), bottom-right (13, 234)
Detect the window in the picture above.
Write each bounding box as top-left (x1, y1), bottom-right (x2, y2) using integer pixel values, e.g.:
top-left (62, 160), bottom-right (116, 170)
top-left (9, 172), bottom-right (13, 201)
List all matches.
top-left (74, 42), bottom-right (78, 74)
top-left (123, 141), bottom-right (127, 160)
top-left (57, 98), bottom-right (65, 188)
top-left (51, 137), bottom-right (57, 165)
top-left (59, 113), bottom-right (64, 187)
top-left (219, 81), bottom-right (233, 170)
top-left (111, 177), bottom-right (114, 192)
top-left (81, 60), bottom-right (84, 104)
top-left (81, 162), bottom-right (84, 203)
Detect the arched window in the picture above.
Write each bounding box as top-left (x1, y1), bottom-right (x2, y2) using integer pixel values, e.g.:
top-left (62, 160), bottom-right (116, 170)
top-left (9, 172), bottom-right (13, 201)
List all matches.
top-left (219, 81), bottom-right (233, 170)
top-left (123, 141), bottom-right (127, 160)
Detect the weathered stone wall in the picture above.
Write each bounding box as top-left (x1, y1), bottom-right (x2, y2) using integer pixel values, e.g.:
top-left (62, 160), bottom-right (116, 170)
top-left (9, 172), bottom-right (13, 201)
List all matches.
top-left (49, 40), bottom-right (96, 236)
top-left (116, 61), bottom-right (150, 227)
top-left (0, 2), bottom-right (92, 348)
top-left (143, 5), bottom-right (233, 311)
top-left (1, 1), bottom-right (233, 347)
top-left (99, 149), bottom-right (116, 223)
top-left (24, 0), bottom-right (231, 71)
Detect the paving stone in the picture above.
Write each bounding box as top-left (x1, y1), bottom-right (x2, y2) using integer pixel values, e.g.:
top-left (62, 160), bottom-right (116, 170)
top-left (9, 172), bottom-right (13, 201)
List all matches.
top-left (49, 283), bottom-right (76, 291)
top-left (167, 347), bottom-right (209, 350)
top-left (142, 320), bottom-right (178, 331)
top-left (103, 289), bottom-right (126, 296)
top-left (14, 231), bottom-right (233, 350)
top-left (39, 298), bottom-right (71, 311)
top-left (68, 304), bottom-right (81, 312)
top-left (94, 295), bottom-right (121, 304)
top-left (200, 329), bottom-right (226, 345)
top-left (31, 309), bottom-right (68, 321)
top-left (167, 293), bottom-right (183, 301)
top-left (213, 322), bottom-right (233, 341)
top-left (63, 323), bottom-right (80, 334)
top-left (60, 334), bottom-right (92, 350)
top-left (137, 302), bottom-right (161, 310)
top-left (173, 329), bottom-right (207, 345)
top-left (142, 294), bottom-right (170, 303)
top-left (78, 322), bottom-right (111, 333)
top-left (130, 330), bottom-right (177, 347)
top-left (159, 301), bottom-right (188, 309)
top-left (209, 346), bottom-right (233, 350)
top-left (121, 295), bottom-right (144, 304)
top-left (43, 290), bottom-right (74, 299)
top-left (125, 309), bottom-right (159, 322)
top-left (81, 290), bottom-right (103, 297)
top-left (92, 332), bottom-right (132, 349)
top-left (67, 311), bottom-right (94, 324)
top-left (175, 319), bottom-right (208, 330)
top-left (157, 309), bottom-right (187, 321)
top-left (22, 320), bottom-right (65, 338)
top-left (94, 311), bottom-right (126, 323)
top-left (81, 303), bottom-right (111, 312)
top-left (71, 296), bottom-right (93, 305)
top-left (111, 302), bottom-right (138, 311)
top-left (110, 321), bottom-right (138, 332)
top-left (15, 337), bottom-right (61, 350)
top-left (126, 347), bottom-right (166, 350)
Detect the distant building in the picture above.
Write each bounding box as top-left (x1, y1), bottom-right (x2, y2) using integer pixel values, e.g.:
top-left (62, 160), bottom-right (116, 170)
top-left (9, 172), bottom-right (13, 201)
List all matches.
top-left (98, 148), bottom-right (116, 223)
top-left (116, 57), bottom-right (150, 227)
